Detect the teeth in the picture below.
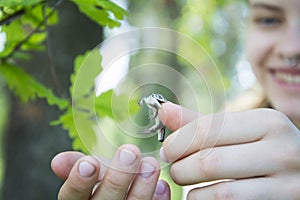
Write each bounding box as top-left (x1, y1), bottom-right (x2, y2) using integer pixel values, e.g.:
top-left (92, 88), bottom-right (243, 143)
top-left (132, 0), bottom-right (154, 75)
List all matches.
top-left (275, 72), bottom-right (300, 84)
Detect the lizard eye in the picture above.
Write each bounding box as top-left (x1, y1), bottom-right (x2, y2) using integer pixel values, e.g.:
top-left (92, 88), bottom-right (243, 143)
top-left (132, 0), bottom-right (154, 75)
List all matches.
top-left (156, 94), bottom-right (162, 99)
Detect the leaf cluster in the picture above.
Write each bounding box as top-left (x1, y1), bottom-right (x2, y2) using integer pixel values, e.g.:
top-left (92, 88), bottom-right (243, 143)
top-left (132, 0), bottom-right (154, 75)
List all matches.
top-left (71, 0), bottom-right (127, 28)
top-left (0, 0), bottom-right (128, 152)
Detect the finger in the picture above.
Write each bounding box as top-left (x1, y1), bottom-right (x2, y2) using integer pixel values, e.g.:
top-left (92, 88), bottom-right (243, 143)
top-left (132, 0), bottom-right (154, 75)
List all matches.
top-left (158, 102), bottom-right (200, 131)
top-left (58, 156), bottom-right (100, 200)
top-left (153, 180), bottom-right (171, 200)
top-left (161, 109), bottom-right (284, 163)
top-left (126, 157), bottom-right (160, 200)
top-left (187, 178), bottom-right (285, 200)
top-left (92, 144), bottom-right (141, 200)
top-left (51, 151), bottom-right (85, 180)
top-left (170, 141), bottom-right (281, 185)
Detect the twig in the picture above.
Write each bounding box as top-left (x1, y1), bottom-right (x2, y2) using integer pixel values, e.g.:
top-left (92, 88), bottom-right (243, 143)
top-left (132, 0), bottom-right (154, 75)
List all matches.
top-left (0, 1), bottom-right (47, 25)
top-left (0, 9), bottom-right (25, 26)
top-left (5, 0), bottom-right (65, 60)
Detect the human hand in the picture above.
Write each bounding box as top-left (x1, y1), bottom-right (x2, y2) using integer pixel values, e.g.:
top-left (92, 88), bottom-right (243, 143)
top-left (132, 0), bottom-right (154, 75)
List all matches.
top-left (51, 144), bottom-right (170, 200)
top-left (159, 102), bottom-right (300, 199)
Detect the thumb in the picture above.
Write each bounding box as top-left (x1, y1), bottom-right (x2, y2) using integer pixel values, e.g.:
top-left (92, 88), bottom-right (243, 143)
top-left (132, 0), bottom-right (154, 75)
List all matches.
top-left (158, 102), bottom-right (201, 131)
top-left (51, 151), bottom-right (85, 180)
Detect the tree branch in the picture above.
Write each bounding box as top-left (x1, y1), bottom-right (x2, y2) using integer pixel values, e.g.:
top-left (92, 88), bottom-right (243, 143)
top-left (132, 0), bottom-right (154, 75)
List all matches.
top-left (4, 0), bottom-right (65, 60)
top-left (0, 9), bottom-right (25, 26)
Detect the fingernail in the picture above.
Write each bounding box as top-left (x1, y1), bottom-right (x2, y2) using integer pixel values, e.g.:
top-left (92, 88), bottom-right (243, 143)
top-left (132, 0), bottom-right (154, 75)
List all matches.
top-left (79, 161), bottom-right (95, 177)
top-left (119, 148), bottom-right (137, 166)
top-left (160, 148), bottom-right (168, 163)
top-left (155, 180), bottom-right (166, 195)
top-left (140, 162), bottom-right (155, 178)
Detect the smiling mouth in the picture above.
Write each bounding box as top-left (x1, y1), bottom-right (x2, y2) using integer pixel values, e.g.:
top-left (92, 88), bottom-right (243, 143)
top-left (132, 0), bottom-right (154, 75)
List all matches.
top-left (274, 72), bottom-right (300, 84)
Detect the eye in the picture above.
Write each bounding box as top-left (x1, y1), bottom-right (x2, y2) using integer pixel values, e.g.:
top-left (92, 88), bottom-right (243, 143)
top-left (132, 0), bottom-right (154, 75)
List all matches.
top-left (255, 17), bottom-right (281, 25)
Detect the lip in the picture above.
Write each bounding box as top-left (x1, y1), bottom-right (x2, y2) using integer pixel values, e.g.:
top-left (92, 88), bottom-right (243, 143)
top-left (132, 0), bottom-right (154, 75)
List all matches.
top-left (269, 68), bottom-right (300, 91)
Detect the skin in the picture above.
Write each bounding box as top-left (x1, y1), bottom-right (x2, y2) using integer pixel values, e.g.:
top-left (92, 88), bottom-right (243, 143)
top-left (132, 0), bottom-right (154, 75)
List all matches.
top-left (159, 102), bottom-right (300, 199)
top-left (52, 0), bottom-right (300, 199)
top-left (51, 145), bottom-right (171, 200)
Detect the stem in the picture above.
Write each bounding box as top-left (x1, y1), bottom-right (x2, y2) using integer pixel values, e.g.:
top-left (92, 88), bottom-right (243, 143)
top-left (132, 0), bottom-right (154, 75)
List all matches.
top-left (0, 9), bottom-right (25, 26)
top-left (5, 0), bottom-right (65, 60)
top-left (0, 1), bottom-right (47, 25)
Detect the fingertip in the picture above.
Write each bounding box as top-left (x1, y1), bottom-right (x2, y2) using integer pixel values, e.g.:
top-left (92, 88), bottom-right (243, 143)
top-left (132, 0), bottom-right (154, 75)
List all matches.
top-left (58, 156), bottom-right (101, 200)
top-left (159, 148), bottom-right (169, 163)
top-left (77, 156), bottom-right (100, 179)
top-left (141, 156), bottom-right (160, 167)
top-left (118, 144), bottom-right (142, 166)
top-left (139, 157), bottom-right (160, 178)
top-left (159, 102), bottom-right (200, 131)
top-left (91, 145), bottom-right (142, 199)
top-left (153, 180), bottom-right (171, 200)
top-left (51, 151), bottom-right (85, 180)
top-left (158, 102), bottom-right (177, 125)
top-left (119, 144), bottom-right (141, 155)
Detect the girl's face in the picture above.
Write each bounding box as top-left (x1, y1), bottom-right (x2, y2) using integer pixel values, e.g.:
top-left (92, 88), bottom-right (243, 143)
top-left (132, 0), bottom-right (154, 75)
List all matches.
top-left (246, 0), bottom-right (300, 123)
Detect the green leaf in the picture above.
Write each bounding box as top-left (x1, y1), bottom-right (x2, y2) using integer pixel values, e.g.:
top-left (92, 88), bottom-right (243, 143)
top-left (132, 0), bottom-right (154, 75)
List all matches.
top-left (34, 82), bottom-right (69, 110)
top-left (0, 63), bottom-right (69, 110)
top-left (70, 50), bottom-right (102, 97)
top-left (22, 4), bottom-right (58, 28)
top-left (95, 0), bottom-right (127, 20)
top-left (70, 0), bottom-right (127, 28)
top-left (0, 0), bottom-right (43, 7)
top-left (21, 32), bottom-right (46, 51)
top-left (67, 50), bottom-right (102, 152)
top-left (95, 90), bottom-right (139, 120)
top-left (94, 90), bottom-right (113, 118)
top-left (0, 7), bottom-right (52, 57)
top-left (51, 107), bottom-right (89, 153)
top-left (0, 19), bottom-right (25, 57)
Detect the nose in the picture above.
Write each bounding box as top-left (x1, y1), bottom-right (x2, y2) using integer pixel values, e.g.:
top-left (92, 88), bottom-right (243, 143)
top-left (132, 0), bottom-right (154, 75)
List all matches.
top-left (277, 22), bottom-right (300, 61)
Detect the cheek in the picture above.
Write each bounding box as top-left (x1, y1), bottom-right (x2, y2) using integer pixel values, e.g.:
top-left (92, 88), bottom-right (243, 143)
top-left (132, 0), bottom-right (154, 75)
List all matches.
top-left (245, 30), bottom-right (274, 83)
top-left (246, 33), bottom-right (264, 82)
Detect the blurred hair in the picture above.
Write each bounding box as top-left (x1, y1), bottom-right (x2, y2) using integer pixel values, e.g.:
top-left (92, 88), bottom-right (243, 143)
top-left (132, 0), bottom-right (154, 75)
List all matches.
top-left (225, 83), bottom-right (270, 112)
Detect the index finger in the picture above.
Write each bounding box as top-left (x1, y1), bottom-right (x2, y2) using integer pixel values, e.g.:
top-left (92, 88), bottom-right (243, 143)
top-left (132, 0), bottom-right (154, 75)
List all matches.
top-left (158, 102), bottom-right (200, 131)
top-left (160, 109), bottom-right (283, 163)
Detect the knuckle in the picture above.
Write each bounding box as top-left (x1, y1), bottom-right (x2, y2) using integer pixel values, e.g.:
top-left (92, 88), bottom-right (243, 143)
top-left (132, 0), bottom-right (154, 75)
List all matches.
top-left (104, 174), bottom-right (125, 195)
top-left (199, 154), bottom-right (222, 179)
top-left (67, 179), bottom-right (86, 193)
top-left (264, 109), bottom-right (292, 132)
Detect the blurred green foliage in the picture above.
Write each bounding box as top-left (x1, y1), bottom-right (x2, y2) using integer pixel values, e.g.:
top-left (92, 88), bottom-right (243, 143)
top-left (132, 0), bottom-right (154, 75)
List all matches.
top-left (0, 0), bottom-right (127, 152)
